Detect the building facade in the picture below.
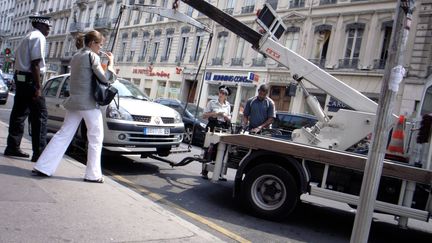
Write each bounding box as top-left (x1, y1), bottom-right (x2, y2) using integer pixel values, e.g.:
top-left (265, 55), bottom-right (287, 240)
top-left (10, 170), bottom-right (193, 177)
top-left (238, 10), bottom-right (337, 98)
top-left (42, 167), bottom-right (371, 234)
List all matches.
top-left (0, 0), bottom-right (431, 124)
top-left (112, 0), bottom-right (432, 124)
top-left (0, 0), bottom-right (15, 72)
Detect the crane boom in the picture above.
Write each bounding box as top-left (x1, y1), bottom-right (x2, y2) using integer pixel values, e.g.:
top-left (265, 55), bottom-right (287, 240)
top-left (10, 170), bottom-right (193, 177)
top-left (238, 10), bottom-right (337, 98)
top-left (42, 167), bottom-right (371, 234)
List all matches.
top-left (181, 0), bottom-right (377, 114)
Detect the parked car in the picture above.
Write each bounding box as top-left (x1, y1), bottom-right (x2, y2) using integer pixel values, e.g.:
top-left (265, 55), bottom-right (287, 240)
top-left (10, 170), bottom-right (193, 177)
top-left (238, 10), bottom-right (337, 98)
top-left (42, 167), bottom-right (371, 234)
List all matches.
top-left (0, 77), bottom-right (9, 105)
top-left (154, 98), bottom-right (207, 146)
top-left (0, 72), bottom-right (14, 91)
top-left (42, 74), bottom-right (184, 157)
top-left (272, 112), bottom-right (318, 140)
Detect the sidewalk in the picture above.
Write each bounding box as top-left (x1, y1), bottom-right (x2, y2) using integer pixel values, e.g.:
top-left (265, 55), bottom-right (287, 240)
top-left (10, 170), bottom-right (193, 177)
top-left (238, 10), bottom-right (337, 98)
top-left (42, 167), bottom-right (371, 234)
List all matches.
top-left (0, 120), bottom-right (223, 242)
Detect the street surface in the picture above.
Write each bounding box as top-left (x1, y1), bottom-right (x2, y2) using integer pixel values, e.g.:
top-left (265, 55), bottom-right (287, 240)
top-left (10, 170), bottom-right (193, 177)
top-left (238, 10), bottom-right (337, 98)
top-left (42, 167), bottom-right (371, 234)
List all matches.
top-left (1, 92), bottom-right (431, 242)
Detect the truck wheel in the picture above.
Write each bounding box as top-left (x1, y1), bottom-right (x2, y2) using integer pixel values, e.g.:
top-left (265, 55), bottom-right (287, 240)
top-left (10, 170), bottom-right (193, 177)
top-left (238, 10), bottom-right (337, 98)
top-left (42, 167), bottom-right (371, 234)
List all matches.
top-left (242, 164), bottom-right (299, 220)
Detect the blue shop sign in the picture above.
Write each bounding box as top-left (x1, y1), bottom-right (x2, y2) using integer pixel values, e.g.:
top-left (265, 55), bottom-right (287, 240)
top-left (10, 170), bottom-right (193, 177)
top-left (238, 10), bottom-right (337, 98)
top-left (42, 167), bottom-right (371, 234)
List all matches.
top-left (205, 72), bottom-right (252, 83)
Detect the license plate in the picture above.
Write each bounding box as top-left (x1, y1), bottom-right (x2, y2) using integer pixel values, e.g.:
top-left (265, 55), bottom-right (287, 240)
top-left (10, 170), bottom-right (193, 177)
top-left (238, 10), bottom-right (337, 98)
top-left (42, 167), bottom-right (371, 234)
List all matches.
top-left (143, 127), bottom-right (170, 135)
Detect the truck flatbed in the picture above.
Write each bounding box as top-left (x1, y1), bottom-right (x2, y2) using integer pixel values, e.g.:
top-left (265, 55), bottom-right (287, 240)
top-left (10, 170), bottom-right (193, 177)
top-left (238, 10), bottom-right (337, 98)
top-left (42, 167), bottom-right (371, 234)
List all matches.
top-left (221, 134), bottom-right (432, 186)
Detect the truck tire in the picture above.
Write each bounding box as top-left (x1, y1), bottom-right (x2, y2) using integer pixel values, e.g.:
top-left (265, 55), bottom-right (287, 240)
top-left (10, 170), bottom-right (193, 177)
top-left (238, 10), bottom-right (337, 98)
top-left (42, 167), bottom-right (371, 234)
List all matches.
top-left (242, 164), bottom-right (299, 220)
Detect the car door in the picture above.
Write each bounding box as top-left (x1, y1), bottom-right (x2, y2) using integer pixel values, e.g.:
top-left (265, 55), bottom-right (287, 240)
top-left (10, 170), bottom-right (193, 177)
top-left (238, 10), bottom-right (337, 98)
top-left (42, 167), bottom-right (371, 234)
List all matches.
top-left (43, 76), bottom-right (68, 132)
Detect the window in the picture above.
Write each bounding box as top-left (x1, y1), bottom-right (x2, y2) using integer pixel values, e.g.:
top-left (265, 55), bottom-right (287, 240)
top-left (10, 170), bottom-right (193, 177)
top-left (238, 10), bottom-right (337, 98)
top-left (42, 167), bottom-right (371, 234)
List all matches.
top-left (150, 42), bottom-right (160, 62)
top-left (340, 23), bottom-right (364, 68)
top-left (139, 40), bottom-right (149, 61)
top-left (135, 11), bottom-right (142, 24)
top-left (158, 0), bottom-right (168, 21)
top-left (312, 26), bottom-right (331, 67)
top-left (375, 23), bottom-right (392, 69)
top-left (178, 37), bottom-right (189, 62)
top-left (285, 30), bottom-right (299, 52)
top-left (59, 77), bottom-right (70, 98)
top-left (43, 77), bottom-right (63, 97)
top-left (421, 85), bottom-right (432, 116)
top-left (162, 37), bottom-right (172, 62)
top-left (129, 33), bottom-right (138, 61)
top-left (192, 35), bottom-right (204, 62)
top-left (232, 37), bottom-right (245, 65)
top-left (186, 6), bottom-right (194, 16)
top-left (86, 8), bottom-right (93, 27)
top-left (242, 0), bottom-right (254, 13)
top-left (290, 0), bottom-right (305, 8)
top-left (213, 32), bottom-right (228, 65)
top-left (224, 0), bottom-right (235, 14)
top-left (266, 0), bottom-right (278, 10)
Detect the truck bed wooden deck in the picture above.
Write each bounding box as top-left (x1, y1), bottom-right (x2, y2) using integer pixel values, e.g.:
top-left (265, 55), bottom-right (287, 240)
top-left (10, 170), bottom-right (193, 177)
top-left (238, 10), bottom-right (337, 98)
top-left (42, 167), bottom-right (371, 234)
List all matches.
top-left (221, 134), bottom-right (432, 186)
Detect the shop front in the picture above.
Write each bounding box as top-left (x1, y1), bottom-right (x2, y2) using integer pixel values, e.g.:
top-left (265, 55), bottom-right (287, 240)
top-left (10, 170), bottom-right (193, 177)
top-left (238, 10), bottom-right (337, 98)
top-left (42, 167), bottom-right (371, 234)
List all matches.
top-left (200, 71), bottom-right (261, 124)
top-left (116, 65), bottom-right (183, 100)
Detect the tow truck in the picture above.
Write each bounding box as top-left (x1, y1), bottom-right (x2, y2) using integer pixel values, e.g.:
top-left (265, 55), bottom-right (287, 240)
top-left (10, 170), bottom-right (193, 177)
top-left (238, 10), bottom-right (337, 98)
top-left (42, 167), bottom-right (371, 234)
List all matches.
top-left (169, 0), bottom-right (432, 225)
top-left (122, 1), bottom-right (431, 225)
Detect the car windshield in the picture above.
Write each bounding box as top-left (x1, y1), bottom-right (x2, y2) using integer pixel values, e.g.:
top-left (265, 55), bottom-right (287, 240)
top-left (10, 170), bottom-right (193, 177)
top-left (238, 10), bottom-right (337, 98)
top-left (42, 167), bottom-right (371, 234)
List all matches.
top-left (183, 103), bottom-right (204, 118)
top-left (112, 79), bottom-right (149, 100)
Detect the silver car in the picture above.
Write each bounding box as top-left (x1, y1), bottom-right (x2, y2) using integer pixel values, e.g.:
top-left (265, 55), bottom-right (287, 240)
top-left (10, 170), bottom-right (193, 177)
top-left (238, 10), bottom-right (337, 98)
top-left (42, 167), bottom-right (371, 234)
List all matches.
top-left (42, 74), bottom-right (184, 157)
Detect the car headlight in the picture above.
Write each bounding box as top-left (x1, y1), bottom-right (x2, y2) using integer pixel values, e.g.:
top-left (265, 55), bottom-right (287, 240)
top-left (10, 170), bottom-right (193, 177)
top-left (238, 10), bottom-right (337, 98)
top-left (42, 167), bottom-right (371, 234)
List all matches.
top-left (174, 112), bottom-right (182, 123)
top-left (199, 122), bottom-right (207, 129)
top-left (0, 86), bottom-right (7, 92)
top-left (106, 104), bottom-right (133, 120)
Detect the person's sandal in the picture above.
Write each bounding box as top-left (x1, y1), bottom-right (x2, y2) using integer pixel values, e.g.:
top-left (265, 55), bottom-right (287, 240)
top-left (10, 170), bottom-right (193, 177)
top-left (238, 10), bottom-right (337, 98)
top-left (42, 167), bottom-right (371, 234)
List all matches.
top-left (83, 177), bottom-right (104, 183)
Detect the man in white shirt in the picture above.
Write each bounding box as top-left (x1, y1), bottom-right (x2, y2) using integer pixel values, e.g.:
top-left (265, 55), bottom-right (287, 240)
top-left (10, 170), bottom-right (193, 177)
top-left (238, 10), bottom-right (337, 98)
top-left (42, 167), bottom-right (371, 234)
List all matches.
top-left (4, 16), bottom-right (51, 162)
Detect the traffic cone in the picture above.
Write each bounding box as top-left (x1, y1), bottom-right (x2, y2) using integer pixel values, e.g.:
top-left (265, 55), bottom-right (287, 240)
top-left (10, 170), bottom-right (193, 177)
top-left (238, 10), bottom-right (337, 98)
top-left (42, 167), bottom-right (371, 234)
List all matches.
top-left (386, 115), bottom-right (407, 162)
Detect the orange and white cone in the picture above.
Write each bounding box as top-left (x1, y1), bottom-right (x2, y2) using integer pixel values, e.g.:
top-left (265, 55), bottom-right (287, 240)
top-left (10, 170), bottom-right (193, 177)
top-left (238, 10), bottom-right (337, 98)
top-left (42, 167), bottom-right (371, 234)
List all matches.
top-left (386, 115), bottom-right (407, 162)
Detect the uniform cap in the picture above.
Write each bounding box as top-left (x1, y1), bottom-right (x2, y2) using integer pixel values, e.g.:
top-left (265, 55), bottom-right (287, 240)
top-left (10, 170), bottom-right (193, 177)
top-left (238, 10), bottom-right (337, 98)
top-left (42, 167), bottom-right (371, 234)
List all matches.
top-left (29, 15), bottom-right (52, 27)
top-left (218, 85), bottom-right (231, 96)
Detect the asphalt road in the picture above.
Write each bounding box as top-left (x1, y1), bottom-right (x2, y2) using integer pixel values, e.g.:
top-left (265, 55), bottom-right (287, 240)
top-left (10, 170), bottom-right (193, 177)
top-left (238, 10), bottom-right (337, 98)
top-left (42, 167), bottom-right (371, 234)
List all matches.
top-left (1, 92), bottom-right (431, 243)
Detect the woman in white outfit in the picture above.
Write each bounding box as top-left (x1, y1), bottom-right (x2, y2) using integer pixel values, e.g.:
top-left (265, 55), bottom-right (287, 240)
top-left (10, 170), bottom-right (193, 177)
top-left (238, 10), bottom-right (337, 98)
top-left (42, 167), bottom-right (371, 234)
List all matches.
top-left (32, 30), bottom-right (116, 183)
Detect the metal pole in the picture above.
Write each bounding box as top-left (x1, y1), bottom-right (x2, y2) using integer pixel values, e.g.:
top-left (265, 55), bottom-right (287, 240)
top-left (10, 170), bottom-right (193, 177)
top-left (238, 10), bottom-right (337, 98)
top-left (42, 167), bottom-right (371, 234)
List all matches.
top-left (350, 1), bottom-right (414, 242)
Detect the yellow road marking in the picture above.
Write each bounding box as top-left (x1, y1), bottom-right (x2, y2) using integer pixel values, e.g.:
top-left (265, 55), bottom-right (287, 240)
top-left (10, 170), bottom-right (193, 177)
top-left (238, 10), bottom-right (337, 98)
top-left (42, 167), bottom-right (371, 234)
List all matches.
top-left (106, 170), bottom-right (251, 243)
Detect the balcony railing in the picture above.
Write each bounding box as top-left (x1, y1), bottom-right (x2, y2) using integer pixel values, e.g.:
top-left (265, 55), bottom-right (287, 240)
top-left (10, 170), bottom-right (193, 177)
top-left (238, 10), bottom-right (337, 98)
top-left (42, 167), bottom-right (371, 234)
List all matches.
top-left (126, 56), bottom-right (134, 62)
top-left (138, 55), bottom-right (146, 62)
top-left (148, 56), bottom-right (157, 63)
top-left (373, 59), bottom-right (386, 69)
top-left (190, 55), bottom-right (199, 63)
top-left (241, 5), bottom-right (254, 14)
top-left (338, 58), bottom-right (359, 69)
top-left (319, 0), bottom-right (337, 5)
top-left (308, 58), bottom-right (326, 68)
top-left (94, 18), bottom-right (111, 29)
top-left (212, 57), bottom-right (223, 65)
top-left (252, 58), bottom-right (266, 67)
top-left (231, 57), bottom-right (243, 66)
top-left (223, 8), bottom-right (234, 15)
top-left (160, 56), bottom-right (169, 62)
top-left (145, 16), bottom-right (153, 23)
top-left (175, 56), bottom-right (185, 63)
top-left (69, 22), bottom-right (84, 33)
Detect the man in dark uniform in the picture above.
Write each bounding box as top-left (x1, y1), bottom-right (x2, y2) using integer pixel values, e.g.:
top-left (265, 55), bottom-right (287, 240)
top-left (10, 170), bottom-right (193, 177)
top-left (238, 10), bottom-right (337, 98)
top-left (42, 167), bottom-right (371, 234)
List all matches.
top-left (4, 16), bottom-right (51, 162)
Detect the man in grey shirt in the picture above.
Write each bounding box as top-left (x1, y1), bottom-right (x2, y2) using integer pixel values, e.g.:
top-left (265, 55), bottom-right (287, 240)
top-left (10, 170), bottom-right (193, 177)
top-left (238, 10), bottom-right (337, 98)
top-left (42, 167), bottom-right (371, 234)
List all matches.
top-left (243, 84), bottom-right (276, 133)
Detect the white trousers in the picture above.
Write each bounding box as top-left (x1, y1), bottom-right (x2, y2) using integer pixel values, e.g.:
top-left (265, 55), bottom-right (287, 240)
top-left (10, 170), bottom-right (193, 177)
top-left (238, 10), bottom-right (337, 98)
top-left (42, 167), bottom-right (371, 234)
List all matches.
top-left (34, 109), bottom-right (104, 180)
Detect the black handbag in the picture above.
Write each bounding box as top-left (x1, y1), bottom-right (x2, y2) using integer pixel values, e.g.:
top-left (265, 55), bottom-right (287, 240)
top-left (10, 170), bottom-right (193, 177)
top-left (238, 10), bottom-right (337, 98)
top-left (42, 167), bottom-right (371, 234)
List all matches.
top-left (88, 53), bottom-right (118, 106)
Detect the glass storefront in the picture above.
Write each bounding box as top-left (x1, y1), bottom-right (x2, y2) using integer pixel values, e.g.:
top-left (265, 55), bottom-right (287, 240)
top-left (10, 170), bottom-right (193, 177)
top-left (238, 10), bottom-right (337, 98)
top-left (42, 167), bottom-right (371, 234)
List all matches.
top-left (156, 81), bottom-right (166, 98)
top-left (168, 82), bottom-right (181, 99)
